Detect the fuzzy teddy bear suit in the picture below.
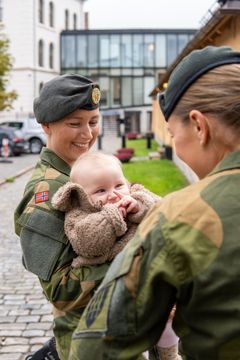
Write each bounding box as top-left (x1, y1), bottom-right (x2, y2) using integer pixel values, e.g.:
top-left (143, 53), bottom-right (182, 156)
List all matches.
top-left (52, 182), bottom-right (160, 267)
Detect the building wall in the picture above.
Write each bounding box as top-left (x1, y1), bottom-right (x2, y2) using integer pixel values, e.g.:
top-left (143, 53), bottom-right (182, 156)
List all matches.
top-left (152, 14), bottom-right (240, 183)
top-left (1, 0), bottom-right (86, 120)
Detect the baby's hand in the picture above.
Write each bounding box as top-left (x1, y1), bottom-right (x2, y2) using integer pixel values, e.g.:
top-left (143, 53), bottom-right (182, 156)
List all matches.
top-left (114, 192), bottom-right (140, 215)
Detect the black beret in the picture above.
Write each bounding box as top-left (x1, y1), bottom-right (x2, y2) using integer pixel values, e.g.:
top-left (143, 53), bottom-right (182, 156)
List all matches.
top-left (34, 74), bottom-right (101, 123)
top-left (159, 46), bottom-right (240, 121)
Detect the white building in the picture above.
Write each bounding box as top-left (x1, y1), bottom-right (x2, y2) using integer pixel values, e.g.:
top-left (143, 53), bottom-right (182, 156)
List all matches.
top-left (0, 0), bottom-right (87, 120)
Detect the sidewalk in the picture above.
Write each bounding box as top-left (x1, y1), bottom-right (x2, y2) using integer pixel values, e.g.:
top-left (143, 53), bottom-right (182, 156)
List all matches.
top-left (0, 173), bottom-right (53, 360)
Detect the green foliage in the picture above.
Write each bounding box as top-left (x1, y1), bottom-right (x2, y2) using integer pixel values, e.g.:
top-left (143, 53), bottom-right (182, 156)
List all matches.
top-left (5, 176), bottom-right (15, 183)
top-left (122, 160), bottom-right (188, 196)
top-left (127, 138), bottom-right (159, 157)
top-left (0, 26), bottom-right (17, 110)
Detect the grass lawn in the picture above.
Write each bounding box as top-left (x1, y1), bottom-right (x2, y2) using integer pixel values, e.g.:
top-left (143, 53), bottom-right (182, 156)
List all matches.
top-left (122, 160), bottom-right (188, 196)
top-left (121, 139), bottom-right (188, 196)
top-left (126, 138), bottom-right (159, 157)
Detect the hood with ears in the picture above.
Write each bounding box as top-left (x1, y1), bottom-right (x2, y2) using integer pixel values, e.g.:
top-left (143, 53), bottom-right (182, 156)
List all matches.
top-left (52, 182), bottom-right (101, 213)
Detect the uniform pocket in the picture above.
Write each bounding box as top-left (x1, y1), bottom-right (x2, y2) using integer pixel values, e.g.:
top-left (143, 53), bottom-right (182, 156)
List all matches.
top-left (19, 208), bottom-right (67, 281)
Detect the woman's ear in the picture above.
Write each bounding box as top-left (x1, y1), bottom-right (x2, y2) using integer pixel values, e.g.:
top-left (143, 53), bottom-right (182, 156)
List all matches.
top-left (189, 110), bottom-right (210, 146)
top-left (41, 123), bottom-right (51, 135)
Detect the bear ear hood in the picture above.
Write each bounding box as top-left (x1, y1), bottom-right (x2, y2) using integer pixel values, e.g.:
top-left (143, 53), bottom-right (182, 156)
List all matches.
top-left (52, 182), bottom-right (98, 212)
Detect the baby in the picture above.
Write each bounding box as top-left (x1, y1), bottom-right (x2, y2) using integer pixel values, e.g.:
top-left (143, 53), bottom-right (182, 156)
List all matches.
top-left (52, 152), bottom-right (181, 360)
top-left (52, 152), bottom-right (159, 267)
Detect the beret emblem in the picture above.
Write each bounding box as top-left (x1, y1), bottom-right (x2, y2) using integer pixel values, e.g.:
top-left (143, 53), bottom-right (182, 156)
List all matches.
top-left (92, 87), bottom-right (101, 105)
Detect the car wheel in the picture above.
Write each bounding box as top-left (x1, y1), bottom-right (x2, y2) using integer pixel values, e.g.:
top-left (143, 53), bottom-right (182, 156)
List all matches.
top-left (29, 138), bottom-right (43, 154)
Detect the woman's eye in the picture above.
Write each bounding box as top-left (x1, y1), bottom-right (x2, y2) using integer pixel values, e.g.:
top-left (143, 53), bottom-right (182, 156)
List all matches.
top-left (89, 121), bottom-right (99, 127)
top-left (68, 123), bottom-right (80, 127)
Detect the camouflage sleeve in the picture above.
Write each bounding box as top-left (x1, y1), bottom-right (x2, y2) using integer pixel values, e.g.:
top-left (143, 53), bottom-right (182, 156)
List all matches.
top-left (69, 195), bottom-right (219, 359)
top-left (15, 177), bottom-right (110, 312)
top-left (69, 203), bottom-right (176, 359)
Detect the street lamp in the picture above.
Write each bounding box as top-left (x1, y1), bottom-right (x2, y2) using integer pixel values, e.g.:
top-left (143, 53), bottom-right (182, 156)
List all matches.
top-left (119, 118), bottom-right (126, 148)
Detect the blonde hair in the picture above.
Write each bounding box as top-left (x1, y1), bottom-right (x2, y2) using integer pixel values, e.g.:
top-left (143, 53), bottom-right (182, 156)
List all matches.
top-left (173, 64), bottom-right (240, 132)
top-left (70, 152), bottom-right (122, 182)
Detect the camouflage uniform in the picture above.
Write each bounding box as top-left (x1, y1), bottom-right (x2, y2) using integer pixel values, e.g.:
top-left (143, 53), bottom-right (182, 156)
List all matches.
top-left (14, 148), bottom-right (109, 360)
top-left (69, 151), bottom-right (240, 360)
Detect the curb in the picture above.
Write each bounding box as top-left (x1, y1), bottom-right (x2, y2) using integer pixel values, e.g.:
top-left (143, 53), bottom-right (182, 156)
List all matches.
top-left (0, 165), bottom-right (35, 187)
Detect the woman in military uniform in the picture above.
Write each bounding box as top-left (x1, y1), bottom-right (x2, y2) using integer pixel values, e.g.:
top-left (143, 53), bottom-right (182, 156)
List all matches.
top-left (14, 74), bottom-right (106, 360)
top-left (70, 46), bottom-right (240, 360)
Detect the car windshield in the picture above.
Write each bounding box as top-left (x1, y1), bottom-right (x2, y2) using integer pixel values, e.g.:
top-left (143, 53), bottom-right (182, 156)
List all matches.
top-left (0, 122), bottom-right (23, 130)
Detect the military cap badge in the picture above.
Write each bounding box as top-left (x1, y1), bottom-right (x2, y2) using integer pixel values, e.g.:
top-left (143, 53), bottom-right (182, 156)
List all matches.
top-left (92, 87), bottom-right (101, 105)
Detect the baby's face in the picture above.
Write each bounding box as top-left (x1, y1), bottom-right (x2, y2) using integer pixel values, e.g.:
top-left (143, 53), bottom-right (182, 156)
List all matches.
top-left (77, 162), bottom-right (130, 205)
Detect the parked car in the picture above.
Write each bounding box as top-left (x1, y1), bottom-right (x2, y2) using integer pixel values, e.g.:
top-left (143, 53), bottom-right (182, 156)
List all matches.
top-left (0, 118), bottom-right (46, 154)
top-left (0, 127), bottom-right (28, 157)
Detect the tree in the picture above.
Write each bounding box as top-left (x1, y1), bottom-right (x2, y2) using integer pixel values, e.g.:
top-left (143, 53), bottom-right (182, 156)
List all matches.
top-left (0, 26), bottom-right (17, 111)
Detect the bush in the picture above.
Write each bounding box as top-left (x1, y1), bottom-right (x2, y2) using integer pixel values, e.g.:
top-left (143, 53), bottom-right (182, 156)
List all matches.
top-left (127, 132), bottom-right (138, 140)
top-left (114, 147), bottom-right (135, 163)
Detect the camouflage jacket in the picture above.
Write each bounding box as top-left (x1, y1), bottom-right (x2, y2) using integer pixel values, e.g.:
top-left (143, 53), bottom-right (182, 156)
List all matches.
top-left (69, 151), bottom-right (240, 360)
top-left (14, 148), bottom-right (109, 360)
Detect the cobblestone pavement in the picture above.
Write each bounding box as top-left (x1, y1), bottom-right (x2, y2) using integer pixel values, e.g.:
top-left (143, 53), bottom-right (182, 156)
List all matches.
top-left (0, 173), bottom-right (54, 360)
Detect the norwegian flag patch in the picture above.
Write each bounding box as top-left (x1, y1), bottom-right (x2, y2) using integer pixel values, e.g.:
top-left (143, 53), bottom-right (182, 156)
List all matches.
top-left (35, 191), bottom-right (49, 204)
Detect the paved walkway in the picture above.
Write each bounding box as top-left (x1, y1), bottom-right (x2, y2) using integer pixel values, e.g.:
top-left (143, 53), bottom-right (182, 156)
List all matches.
top-left (0, 173), bottom-right (53, 360)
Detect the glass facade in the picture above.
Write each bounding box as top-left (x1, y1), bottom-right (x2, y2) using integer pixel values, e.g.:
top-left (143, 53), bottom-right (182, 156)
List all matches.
top-left (61, 29), bottom-right (195, 109)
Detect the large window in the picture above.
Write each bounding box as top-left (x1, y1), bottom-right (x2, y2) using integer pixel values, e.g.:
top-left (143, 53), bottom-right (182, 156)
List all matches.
top-left (110, 35), bottom-right (120, 67)
top-left (133, 77), bottom-right (143, 105)
top-left (60, 30), bottom-right (195, 109)
top-left (122, 77), bottom-right (132, 106)
top-left (144, 35), bottom-right (155, 67)
top-left (110, 77), bottom-right (121, 106)
top-left (178, 34), bottom-right (189, 53)
top-left (155, 34), bottom-right (166, 67)
top-left (100, 35), bottom-right (110, 67)
top-left (61, 36), bottom-right (75, 68)
top-left (49, 2), bottom-right (54, 27)
top-left (121, 35), bottom-right (132, 67)
top-left (76, 35), bottom-right (87, 67)
top-left (99, 77), bottom-right (109, 106)
top-left (39, 0), bottom-right (44, 24)
top-left (49, 43), bottom-right (54, 69)
top-left (167, 34), bottom-right (177, 66)
top-left (38, 39), bottom-right (44, 67)
top-left (88, 35), bottom-right (98, 68)
top-left (133, 34), bottom-right (143, 67)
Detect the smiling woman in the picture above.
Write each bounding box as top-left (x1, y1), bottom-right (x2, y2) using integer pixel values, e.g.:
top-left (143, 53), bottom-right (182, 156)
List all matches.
top-left (42, 108), bottom-right (100, 166)
top-left (13, 73), bottom-right (107, 360)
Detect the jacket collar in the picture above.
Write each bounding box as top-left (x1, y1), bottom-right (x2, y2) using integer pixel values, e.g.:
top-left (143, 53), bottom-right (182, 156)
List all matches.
top-left (209, 150), bottom-right (240, 177)
top-left (40, 147), bottom-right (71, 177)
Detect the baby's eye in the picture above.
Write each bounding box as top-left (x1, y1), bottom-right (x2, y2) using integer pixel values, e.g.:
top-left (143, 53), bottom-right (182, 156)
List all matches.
top-left (95, 188), bottom-right (106, 194)
top-left (115, 184), bottom-right (124, 189)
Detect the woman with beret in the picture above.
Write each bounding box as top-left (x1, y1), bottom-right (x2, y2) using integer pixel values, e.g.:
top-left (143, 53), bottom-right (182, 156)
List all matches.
top-left (69, 46), bottom-right (240, 360)
top-left (14, 74), bottom-right (108, 360)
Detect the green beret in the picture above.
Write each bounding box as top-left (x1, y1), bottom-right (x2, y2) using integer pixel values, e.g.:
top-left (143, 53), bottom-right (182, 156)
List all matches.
top-left (159, 46), bottom-right (240, 120)
top-left (34, 74), bottom-right (101, 123)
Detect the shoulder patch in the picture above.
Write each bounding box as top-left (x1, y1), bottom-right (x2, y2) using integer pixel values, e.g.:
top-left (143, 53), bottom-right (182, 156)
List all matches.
top-left (35, 191), bottom-right (49, 204)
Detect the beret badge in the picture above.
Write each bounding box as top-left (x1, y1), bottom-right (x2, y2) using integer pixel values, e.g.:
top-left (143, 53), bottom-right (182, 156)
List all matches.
top-left (92, 87), bottom-right (101, 105)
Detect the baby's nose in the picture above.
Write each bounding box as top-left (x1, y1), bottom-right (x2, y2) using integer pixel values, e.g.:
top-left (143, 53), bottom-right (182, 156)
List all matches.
top-left (108, 191), bottom-right (118, 201)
